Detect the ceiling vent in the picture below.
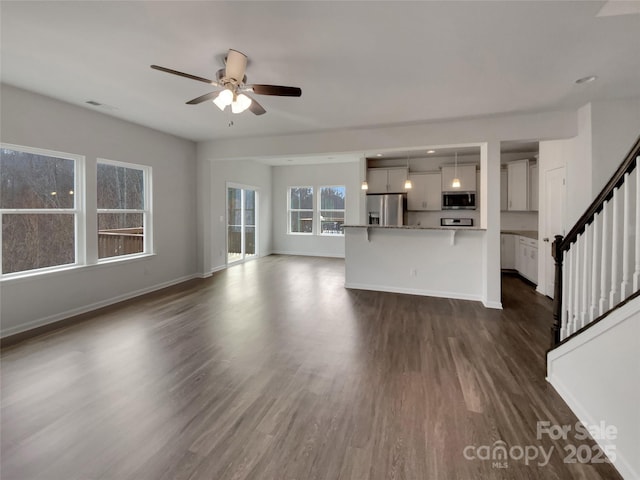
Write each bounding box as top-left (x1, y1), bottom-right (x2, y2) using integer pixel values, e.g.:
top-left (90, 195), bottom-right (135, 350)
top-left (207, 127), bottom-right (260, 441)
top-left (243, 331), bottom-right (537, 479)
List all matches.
top-left (85, 100), bottom-right (102, 106)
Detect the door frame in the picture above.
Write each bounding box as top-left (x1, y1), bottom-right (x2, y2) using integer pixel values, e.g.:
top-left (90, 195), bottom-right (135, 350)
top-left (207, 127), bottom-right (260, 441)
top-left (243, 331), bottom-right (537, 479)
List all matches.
top-left (540, 165), bottom-right (566, 298)
top-left (225, 182), bottom-right (259, 265)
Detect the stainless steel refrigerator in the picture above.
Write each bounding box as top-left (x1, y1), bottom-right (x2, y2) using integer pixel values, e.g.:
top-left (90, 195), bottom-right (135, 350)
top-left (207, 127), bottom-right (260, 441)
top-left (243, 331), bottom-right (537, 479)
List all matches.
top-left (366, 193), bottom-right (407, 226)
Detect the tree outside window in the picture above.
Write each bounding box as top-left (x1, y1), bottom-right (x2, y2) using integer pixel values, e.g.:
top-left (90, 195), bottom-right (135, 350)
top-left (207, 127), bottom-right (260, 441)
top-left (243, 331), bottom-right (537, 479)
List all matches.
top-left (319, 186), bottom-right (345, 235)
top-left (288, 187), bottom-right (313, 234)
top-left (1, 146), bottom-right (78, 275)
top-left (97, 160), bottom-right (149, 259)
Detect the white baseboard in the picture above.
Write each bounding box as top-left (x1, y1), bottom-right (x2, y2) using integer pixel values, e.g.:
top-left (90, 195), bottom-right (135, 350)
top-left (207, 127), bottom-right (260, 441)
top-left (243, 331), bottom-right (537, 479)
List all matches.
top-left (271, 250), bottom-right (345, 259)
top-left (199, 264), bottom-right (227, 278)
top-left (1, 273), bottom-right (200, 338)
top-left (482, 300), bottom-right (503, 309)
top-left (344, 282), bottom-right (483, 303)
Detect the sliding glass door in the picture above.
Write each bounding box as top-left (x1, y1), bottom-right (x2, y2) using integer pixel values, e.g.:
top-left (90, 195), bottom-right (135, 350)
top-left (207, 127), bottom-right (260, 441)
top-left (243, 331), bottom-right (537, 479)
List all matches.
top-left (227, 185), bottom-right (257, 264)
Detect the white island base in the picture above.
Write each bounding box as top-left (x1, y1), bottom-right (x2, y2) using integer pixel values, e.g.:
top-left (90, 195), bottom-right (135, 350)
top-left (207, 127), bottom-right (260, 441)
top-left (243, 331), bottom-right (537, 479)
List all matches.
top-left (344, 225), bottom-right (488, 304)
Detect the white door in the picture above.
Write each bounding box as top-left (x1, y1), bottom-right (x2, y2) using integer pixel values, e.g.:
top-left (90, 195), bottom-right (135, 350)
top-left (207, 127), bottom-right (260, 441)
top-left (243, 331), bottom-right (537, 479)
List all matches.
top-left (543, 166), bottom-right (566, 297)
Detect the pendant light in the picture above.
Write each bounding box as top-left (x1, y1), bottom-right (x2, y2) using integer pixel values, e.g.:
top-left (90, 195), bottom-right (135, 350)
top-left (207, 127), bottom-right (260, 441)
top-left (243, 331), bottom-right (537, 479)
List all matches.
top-left (451, 151), bottom-right (461, 188)
top-left (361, 153), bottom-right (369, 190)
top-left (404, 155), bottom-right (412, 190)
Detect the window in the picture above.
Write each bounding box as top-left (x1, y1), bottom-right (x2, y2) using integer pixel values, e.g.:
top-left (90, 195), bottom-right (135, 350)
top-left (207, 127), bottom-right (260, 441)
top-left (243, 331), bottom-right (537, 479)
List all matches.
top-left (97, 160), bottom-right (150, 259)
top-left (1, 145), bottom-right (81, 275)
top-left (319, 186), bottom-right (345, 235)
top-left (288, 187), bottom-right (314, 234)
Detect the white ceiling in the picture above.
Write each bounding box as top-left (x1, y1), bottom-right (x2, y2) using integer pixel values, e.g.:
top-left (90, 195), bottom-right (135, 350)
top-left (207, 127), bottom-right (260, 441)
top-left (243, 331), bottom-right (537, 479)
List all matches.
top-left (1, 1), bottom-right (639, 143)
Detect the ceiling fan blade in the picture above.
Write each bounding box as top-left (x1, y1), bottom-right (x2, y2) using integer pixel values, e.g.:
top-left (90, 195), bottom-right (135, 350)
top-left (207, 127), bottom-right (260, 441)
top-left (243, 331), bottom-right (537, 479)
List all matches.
top-left (225, 49), bottom-right (248, 83)
top-left (251, 84), bottom-right (302, 97)
top-left (185, 91), bottom-right (220, 105)
top-left (150, 65), bottom-right (217, 86)
top-left (246, 94), bottom-right (266, 115)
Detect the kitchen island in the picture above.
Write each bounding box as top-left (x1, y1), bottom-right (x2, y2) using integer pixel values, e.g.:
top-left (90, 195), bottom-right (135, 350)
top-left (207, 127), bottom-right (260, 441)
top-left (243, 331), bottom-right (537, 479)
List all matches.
top-left (344, 225), bottom-right (489, 304)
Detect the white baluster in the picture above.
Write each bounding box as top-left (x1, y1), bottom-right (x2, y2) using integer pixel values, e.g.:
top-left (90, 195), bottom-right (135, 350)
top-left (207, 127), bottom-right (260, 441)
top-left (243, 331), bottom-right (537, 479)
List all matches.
top-left (561, 249), bottom-right (569, 340)
top-left (621, 174), bottom-right (631, 301)
top-left (590, 212), bottom-right (600, 322)
top-left (581, 226), bottom-right (591, 328)
top-left (610, 187), bottom-right (620, 309)
top-left (599, 200), bottom-right (610, 316)
top-left (634, 163), bottom-right (640, 291)
top-left (574, 237), bottom-right (581, 334)
top-left (565, 245), bottom-right (574, 337)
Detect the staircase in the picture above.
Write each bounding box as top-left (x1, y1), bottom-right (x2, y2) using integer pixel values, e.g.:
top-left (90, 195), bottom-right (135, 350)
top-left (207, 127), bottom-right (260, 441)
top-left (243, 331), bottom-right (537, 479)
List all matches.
top-left (550, 135), bottom-right (640, 347)
top-left (546, 135), bottom-right (640, 480)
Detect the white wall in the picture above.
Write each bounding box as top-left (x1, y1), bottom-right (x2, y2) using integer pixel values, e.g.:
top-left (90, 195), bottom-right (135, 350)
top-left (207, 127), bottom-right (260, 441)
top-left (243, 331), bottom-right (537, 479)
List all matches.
top-left (272, 162), bottom-right (360, 258)
top-left (591, 97), bottom-right (640, 194)
top-left (0, 84), bottom-right (197, 336)
top-left (345, 228), bottom-right (484, 302)
top-left (547, 297), bottom-right (640, 480)
top-left (196, 142), bottom-right (273, 274)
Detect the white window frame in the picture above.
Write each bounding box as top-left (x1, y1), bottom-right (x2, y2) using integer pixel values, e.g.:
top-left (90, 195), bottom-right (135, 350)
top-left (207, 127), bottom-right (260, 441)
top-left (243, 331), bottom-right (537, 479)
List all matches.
top-left (287, 186), bottom-right (314, 235)
top-left (318, 185), bottom-right (346, 236)
top-left (0, 143), bottom-right (85, 278)
top-left (97, 158), bottom-right (152, 262)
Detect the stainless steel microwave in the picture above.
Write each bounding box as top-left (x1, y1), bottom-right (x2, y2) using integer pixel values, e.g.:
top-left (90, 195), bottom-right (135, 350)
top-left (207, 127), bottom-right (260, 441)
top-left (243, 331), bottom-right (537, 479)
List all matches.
top-left (442, 192), bottom-right (476, 210)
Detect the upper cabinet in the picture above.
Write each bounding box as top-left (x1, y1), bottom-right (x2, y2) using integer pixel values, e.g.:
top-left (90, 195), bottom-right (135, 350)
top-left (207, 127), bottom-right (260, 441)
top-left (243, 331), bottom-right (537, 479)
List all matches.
top-left (367, 168), bottom-right (408, 193)
top-left (507, 160), bottom-right (529, 211)
top-left (441, 165), bottom-right (476, 192)
top-left (407, 172), bottom-right (441, 211)
top-left (505, 159), bottom-right (538, 211)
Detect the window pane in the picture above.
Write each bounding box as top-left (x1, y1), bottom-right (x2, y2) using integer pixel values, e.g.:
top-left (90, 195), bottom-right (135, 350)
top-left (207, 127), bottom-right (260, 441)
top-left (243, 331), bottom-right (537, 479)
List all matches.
top-left (244, 190), bottom-right (256, 226)
top-left (2, 214), bottom-right (75, 274)
top-left (245, 226), bottom-right (256, 255)
top-left (1, 148), bottom-right (75, 209)
top-left (228, 188), bottom-right (241, 226)
top-left (97, 163), bottom-right (144, 210)
top-left (98, 213), bottom-right (143, 259)
top-left (290, 187), bottom-right (313, 209)
top-left (320, 210), bottom-right (345, 234)
top-left (320, 186), bottom-right (345, 210)
top-left (290, 211), bottom-right (313, 233)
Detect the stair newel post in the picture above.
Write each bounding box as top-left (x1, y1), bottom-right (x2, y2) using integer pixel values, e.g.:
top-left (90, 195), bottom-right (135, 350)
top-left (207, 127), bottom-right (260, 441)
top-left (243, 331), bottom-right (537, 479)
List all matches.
top-left (551, 235), bottom-right (565, 347)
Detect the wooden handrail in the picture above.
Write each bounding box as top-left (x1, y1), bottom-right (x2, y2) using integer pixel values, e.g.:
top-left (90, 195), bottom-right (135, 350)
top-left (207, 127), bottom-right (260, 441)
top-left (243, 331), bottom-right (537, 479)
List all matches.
top-left (559, 135), bottom-right (640, 252)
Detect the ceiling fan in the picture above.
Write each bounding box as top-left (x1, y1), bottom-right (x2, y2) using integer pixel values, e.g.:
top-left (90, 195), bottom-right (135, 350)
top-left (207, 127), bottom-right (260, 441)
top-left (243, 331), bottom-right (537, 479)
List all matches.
top-left (151, 49), bottom-right (302, 116)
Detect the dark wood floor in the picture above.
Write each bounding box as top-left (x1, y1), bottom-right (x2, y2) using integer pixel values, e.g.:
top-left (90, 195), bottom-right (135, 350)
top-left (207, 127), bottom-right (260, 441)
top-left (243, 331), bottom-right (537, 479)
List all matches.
top-left (1, 256), bottom-right (622, 480)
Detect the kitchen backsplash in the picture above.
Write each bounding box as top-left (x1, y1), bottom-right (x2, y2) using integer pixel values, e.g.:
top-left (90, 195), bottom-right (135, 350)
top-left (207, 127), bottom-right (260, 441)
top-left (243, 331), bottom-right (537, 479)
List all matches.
top-left (501, 211), bottom-right (538, 230)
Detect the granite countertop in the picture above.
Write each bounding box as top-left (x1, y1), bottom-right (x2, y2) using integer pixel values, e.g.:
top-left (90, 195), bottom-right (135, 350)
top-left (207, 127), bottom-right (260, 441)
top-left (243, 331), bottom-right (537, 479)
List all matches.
top-left (344, 225), bottom-right (486, 231)
top-left (501, 230), bottom-right (538, 240)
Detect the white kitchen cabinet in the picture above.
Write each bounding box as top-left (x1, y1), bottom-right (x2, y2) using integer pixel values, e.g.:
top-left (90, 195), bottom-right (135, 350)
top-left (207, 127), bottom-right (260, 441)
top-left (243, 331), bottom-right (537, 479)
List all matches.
top-left (507, 160), bottom-right (529, 211)
top-left (517, 236), bottom-right (538, 284)
top-left (441, 165), bottom-right (477, 192)
top-left (407, 172), bottom-right (441, 211)
top-left (367, 168), bottom-right (408, 193)
top-left (500, 233), bottom-right (516, 269)
top-left (500, 169), bottom-right (508, 211)
top-left (529, 163), bottom-right (539, 211)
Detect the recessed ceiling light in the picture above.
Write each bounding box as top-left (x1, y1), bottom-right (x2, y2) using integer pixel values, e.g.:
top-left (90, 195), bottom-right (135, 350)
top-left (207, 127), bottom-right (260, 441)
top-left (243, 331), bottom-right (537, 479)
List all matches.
top-left (427, 150), bottom-right (436, 154)
top-left (575, 75), bottom-right (598, 85)
top-left (376, 153), bottom-right (383, 157)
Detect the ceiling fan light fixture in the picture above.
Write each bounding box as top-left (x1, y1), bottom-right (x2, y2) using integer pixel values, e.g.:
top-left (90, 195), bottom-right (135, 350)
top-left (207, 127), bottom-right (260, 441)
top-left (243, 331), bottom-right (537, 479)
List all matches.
top-left (231, 93), bottom-right (252, 114)
top-left (213, 89), bottom-right (233, 110)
